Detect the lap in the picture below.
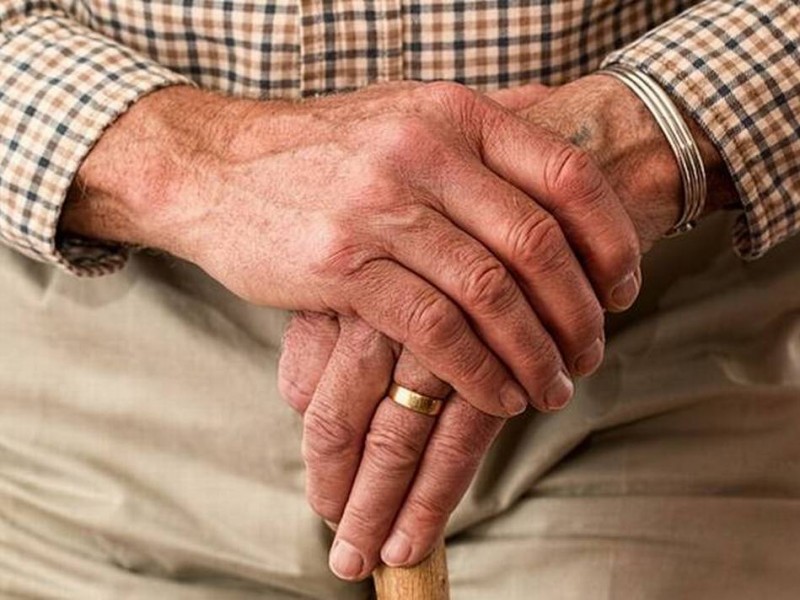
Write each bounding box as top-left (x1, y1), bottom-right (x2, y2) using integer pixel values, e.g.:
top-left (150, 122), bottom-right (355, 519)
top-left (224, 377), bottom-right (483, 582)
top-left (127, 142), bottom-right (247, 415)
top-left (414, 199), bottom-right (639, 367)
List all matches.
top-left (2, 214), bottom-right (799, 598)
top-left (0, 252), bottom-right (363, 598)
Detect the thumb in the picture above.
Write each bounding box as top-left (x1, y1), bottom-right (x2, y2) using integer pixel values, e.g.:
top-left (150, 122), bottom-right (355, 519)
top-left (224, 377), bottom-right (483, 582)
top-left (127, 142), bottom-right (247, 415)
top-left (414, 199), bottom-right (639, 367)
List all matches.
top-left (487, 83), bottom-right (554, 111)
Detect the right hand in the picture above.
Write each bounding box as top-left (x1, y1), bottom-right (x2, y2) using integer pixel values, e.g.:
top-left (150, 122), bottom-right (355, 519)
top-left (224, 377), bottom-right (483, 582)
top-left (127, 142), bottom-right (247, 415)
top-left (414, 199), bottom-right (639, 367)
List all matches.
top-left (65, 81), bottom-right (640, 416)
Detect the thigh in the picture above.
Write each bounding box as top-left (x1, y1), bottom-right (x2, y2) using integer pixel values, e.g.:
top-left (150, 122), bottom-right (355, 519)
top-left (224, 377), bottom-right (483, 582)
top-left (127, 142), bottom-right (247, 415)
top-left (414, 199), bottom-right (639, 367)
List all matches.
top-left (447, 214), bottom-right (800, 599)
top-left (0, 250), bottom-right (366, 599)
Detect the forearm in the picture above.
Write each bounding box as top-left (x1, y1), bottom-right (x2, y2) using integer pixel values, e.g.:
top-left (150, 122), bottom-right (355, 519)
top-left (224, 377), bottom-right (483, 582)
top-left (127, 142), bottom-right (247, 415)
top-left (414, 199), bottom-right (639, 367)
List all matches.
top-left (62, 85), bottom-right (238, 258)
top-left (60, 86), bottom-right (179, 249)
top-left (0, 3), bottom-right (190, 274)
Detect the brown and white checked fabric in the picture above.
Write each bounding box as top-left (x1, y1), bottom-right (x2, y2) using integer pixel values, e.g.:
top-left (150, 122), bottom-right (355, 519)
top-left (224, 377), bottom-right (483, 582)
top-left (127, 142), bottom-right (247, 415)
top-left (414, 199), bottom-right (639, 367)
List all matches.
top-left (0, 0), bottom-right (798, 275)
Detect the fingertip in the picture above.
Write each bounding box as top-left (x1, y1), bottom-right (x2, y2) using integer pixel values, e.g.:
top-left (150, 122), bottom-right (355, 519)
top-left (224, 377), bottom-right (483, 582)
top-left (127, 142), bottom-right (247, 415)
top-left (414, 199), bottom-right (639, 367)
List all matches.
top-left (329, 539), bottom-right (368, 581)
top-left (395, 535), bottom-right (440, 570)
top-left (277, 376), bottom-right (313, 414)
top-left (381, 530), bottom-right (413, 567)
top-left (542, 371), bottom-right (574, 411)
top-left (499, 381), bottom-right (529, 416)
top-left (573, 337), bottom-right (604, 377)
top-left (608, 271), bottom-right (640, 312)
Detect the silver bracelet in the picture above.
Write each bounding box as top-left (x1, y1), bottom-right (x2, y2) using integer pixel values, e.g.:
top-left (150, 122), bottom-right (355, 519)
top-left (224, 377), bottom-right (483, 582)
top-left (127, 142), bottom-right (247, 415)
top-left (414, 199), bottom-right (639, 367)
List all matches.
top-left (597, 64), bottom-right (707, 237)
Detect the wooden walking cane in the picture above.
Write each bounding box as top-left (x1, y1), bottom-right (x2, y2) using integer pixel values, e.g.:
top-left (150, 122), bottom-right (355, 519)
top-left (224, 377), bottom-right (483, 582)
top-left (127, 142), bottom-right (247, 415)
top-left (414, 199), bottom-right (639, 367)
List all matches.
top-left (373, 540), bottom-right (449, 599)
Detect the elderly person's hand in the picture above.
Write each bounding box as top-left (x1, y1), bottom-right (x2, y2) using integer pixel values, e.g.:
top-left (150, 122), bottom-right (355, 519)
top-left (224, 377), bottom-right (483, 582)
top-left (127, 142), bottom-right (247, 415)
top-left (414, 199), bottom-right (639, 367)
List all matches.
top-left (281, 313), bottom-right (506, 581)
top-left (63, 81), bottom-right (640, 418)
top-left (279, 76), bottom-right (738, 581)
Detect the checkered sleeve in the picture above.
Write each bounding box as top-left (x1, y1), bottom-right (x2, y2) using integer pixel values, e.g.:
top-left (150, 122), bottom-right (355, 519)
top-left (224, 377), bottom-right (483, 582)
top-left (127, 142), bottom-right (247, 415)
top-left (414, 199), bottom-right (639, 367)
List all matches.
top-left (0, 1), bottom-right (192, 275)
top-left (602, 0), bottom-right (800, 259)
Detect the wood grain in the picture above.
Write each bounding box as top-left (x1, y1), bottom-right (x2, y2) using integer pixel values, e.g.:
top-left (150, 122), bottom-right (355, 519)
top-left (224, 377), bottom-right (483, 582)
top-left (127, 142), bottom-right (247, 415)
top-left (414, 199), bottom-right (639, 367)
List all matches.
top-left (373, 541), bottom-right (449, 600)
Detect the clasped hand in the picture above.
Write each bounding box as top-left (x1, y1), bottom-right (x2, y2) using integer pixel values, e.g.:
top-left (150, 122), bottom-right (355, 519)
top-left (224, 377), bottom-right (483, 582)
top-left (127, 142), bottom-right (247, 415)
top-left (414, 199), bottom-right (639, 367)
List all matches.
top-left (64, 66), bottom-right (711, 585)
top-left (73, 76), bottom-right (650, 582)
top-left (274, 82), bottom-right (647, 580)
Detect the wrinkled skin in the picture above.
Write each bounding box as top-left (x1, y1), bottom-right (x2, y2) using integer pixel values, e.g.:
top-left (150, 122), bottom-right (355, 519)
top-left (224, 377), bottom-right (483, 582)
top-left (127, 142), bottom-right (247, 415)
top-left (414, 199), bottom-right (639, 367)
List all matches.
top-left (278, 76), bottom-right (735, 581)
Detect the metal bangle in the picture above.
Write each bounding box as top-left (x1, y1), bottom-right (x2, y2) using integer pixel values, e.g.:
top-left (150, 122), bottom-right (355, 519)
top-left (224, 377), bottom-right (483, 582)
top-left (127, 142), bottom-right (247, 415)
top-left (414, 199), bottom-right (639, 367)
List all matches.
top-left (598, 64), bottom-right (707, 237)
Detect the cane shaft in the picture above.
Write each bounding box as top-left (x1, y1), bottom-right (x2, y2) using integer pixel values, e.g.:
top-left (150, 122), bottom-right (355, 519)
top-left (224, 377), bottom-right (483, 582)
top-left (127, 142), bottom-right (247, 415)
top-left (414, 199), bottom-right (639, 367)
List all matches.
top-left (373, 541), bottom-right (449, 600)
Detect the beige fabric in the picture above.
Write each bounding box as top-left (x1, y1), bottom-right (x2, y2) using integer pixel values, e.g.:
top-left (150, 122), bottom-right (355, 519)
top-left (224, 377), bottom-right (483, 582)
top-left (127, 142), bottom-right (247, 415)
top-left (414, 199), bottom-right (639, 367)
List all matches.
top-left (4, 1), bottom-right (800, 274)
top-left (2, 214), bottom-right (800, 598)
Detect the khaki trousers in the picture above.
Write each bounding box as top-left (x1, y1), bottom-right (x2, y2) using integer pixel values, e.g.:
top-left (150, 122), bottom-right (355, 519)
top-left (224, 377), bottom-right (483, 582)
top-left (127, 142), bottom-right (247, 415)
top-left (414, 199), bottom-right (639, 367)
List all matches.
top-left (2, 213), bottom-right (800, 599)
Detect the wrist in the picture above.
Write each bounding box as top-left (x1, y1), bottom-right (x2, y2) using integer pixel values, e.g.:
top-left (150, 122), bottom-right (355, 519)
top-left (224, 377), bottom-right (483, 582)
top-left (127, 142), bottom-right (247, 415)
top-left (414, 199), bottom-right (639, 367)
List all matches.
top-left (523, 74), bottom-right (736, 251)
top-left (60, 85), bottom-right (258, 260)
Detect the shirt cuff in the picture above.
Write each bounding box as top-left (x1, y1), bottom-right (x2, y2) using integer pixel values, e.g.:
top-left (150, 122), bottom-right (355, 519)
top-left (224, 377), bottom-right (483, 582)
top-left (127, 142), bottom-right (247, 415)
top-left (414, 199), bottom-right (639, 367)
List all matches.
top-left (601, 0), bottom-right (800, 259)
top-left (0, 9), bottom-right (193, 276)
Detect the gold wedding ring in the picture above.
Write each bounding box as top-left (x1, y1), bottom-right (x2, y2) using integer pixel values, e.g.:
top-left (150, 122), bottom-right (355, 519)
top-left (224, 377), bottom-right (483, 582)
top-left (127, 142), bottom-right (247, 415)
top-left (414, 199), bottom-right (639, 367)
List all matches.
top-left (387, 383), bottom-right (444, 417)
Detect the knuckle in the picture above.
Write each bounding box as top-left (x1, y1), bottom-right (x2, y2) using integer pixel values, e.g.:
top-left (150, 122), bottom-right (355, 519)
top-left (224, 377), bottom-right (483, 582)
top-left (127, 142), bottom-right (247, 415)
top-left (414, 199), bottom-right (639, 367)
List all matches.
top-left (421, 81), bottom-right (474, 106)
top-left (278, 314), bottom-right (339, 414)
top-left (355, 157), bottom-right (393, 193)
top-left (540, 144), bottom-right (641, 284)
top-left (509, 211), bottom-right (569, 273)
top-left (461, 257), bottom-right (517, 314)
top-left (364, 422), bottom-right (424, 476)
top-left (406, 292), bottom-right (463, 350)
top-left (394, 354), bottom-right (450, 399)
top-left (284, 312), bottom-right (323, 339)
top-left (348, 161), bottom-right (405, 210)
top-left (540, 145), bottom-right (642, 288)
top-left (339, 316), bottom-right (389, 358)
top-left (389, 203), bottom-right (436, 237)
top-left (419, 82), bottom-right (481, 137)
top-left (544, 145), bottom-right (597, 196)
top-left (431, 429), bottom-right (483, 474)
top-left (378, 117), bottom-right (432, 163)
top-left (574, 168), bottom-right (609, 213)
top-left (451, 346), bottom-right (498, 390)
top-left (312, 221), bottom-right (379, 281)
top-left (302, 405), bottom-right (360, 464)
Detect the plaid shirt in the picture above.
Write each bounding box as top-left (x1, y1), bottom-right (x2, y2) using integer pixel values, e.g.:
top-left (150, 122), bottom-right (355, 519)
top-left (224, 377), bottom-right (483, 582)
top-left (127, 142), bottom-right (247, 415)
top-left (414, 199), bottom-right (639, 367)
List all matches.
top-left (0, 0), bottom-right (798, 274)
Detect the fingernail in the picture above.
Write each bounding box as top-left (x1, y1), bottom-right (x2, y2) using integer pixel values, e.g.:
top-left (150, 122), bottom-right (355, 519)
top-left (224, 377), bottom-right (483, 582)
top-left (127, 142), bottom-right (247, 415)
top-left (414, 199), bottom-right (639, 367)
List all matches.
top-left (611, 272), bottom-right (639, 311)
top-left (543, 371), bottom-right (574, 411)
top-left (382, 530), bottom-right (412, 566)
top-left (574, 337), bottom-right (604, 376)
top-left (500, 382), bottom-right (529, 416)
top-left (329, 539), bottom-right (364, 580)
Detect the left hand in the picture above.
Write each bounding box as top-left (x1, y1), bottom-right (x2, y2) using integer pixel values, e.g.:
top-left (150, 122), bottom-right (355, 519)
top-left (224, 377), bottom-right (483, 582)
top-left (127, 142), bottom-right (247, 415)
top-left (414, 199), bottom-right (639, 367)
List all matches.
top-left (280, 75), bottom-right (737, 581)
top-left (280, 313), bottom-right (504, 580)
